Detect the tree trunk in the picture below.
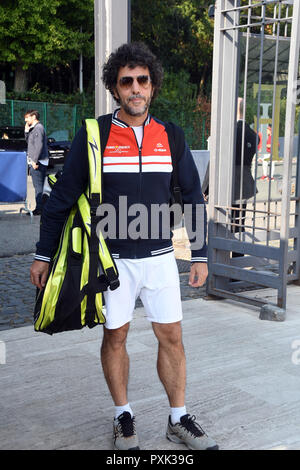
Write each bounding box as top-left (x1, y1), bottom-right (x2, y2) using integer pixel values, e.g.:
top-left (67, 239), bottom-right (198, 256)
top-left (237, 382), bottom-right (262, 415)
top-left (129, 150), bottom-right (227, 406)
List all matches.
top-left (199, 64), bottom-right (208, 93)
top-left (14, 62), bottom-right (28, 92)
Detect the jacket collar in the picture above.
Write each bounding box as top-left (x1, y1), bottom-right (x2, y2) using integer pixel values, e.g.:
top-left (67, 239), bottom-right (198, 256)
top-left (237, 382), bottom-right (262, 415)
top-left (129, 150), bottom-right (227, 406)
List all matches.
top-left (28, 121), bottom-right (39, 132)
top-left (112, 108), bottom-right (151, 128)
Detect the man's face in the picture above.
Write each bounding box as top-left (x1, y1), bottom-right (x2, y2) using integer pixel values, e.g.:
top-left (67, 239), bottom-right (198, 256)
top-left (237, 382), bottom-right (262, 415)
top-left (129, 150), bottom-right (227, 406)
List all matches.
top-left (114, 65), bottom-right (153, 118)
top-left (25, 114), bottom-right (35, 126)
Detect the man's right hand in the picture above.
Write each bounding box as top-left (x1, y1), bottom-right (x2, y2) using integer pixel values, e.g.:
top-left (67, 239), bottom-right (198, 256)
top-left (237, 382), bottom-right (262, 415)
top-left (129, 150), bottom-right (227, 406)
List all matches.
top-left (30, 260), bottom-right (49, 290)
top-left (31, 161), bottom-right (39, 170)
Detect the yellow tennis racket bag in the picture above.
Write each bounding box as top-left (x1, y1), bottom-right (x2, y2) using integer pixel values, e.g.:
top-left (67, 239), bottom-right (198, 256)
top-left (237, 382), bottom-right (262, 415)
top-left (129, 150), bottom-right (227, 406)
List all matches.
top-left (34, 119), bottom-right (119, 334)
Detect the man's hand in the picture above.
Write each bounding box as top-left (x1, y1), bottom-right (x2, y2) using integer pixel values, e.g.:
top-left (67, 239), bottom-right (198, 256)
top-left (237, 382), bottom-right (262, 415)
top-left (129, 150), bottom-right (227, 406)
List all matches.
top-left (189, 262), bottom-right (208, 288)
top-left (31, 161), bottom-right (39, 170)
top-left (30, 260), bottom-right (49, 290)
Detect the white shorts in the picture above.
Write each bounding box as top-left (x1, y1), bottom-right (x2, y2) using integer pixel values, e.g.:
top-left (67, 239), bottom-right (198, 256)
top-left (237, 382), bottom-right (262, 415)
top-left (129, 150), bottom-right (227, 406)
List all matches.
top-left (103, 252), bottom-right (183, 329)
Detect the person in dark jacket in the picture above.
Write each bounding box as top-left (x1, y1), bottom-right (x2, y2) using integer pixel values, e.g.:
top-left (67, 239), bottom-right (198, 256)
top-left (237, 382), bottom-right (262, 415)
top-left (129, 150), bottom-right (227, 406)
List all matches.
top-left (30, 43), bottom-right (218, 451)
top-left (231, 99), bottom-right (258, 257)
top-left (25, 110), bottom-right (48, 215)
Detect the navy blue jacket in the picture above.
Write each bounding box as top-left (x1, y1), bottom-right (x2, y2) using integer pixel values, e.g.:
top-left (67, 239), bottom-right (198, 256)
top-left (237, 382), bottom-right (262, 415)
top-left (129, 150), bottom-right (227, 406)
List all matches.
top-left (35, 112), bottom-right (207, 264)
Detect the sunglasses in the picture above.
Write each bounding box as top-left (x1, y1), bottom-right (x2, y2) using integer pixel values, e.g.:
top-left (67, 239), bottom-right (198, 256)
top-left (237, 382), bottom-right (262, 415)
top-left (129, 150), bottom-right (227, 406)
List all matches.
top-left (118, 75), bottom-right (151, 89)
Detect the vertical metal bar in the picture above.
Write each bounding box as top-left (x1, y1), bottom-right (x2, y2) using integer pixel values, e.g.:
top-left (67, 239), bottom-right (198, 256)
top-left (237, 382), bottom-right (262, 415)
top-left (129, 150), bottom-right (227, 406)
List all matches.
top-left (11, 99), bottom-right (14, 126)
top-left (273, 4), bottom-right (277, 35)
top-left (252, 1), bottom-right (265, 239)
top-left (284, 5), bottom-right (289, 37)
top-left (208, 0), bottom-right (226, 294)
top-left (209, 0), bottom-right (240, 293)
top-left (227, 0), bottom-right (240, 247)
top-left (266, 1), bottom-right (281, 245)
top-left (94, 0), bottom-right (129, 117)
top-left (295, 117), bottom-right (300, 282)
top-left (237, 0), bottom-right (251, 242)
top-left (279, 0), bottom-right (300, 308)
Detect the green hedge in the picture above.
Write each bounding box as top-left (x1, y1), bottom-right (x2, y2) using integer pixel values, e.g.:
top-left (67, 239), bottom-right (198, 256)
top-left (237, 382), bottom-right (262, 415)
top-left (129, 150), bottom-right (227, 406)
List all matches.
top-left (6, 71), bottom-right (211, 148)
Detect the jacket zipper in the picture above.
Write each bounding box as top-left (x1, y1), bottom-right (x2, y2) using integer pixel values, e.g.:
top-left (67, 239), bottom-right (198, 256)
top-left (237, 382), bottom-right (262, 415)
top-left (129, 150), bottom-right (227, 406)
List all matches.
top-left (131, 127), bottom-right (144, 258)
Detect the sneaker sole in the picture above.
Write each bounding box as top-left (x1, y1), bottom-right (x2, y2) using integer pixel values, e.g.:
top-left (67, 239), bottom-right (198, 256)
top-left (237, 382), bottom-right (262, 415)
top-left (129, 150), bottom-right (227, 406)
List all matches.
top-left (166, 431), bottom-right (219, 450)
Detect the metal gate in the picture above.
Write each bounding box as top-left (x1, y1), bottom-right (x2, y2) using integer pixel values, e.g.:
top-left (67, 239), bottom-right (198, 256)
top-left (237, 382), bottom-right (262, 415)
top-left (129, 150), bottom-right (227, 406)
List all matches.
top-left (207, 0), bottom-right (300, 315)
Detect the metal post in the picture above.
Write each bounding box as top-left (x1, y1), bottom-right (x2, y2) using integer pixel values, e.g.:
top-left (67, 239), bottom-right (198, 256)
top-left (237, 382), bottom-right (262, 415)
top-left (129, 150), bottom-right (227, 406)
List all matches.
top-left (94, 0), bottom-right (130, 117)
top-left (208, 0), bottom-right (240, 294)
top-left (79, 26), bottom-right (83, 94)
top-left (279, 0), bottom-right (300, 309)
top-left (208, 0), bottom-right (225, 295)
top-left (11, 99), bottom-right (14, 126)
top-left (294, 117), bottom-right (300, 284)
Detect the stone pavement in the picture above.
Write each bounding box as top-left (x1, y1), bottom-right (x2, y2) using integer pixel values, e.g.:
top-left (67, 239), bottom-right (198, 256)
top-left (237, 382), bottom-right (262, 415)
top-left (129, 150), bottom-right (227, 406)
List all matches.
top-left (0, 254), bottom-right (36, 330)
top-left (1, 285), bottom-right (300, 450)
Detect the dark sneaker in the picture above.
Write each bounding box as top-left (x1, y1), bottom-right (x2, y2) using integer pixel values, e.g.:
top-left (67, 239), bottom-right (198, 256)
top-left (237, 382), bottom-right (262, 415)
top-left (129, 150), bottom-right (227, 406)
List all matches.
top-left (166, 414), bottom-right (219, 450)
top-left (113, 412), bottom-right (140, 450)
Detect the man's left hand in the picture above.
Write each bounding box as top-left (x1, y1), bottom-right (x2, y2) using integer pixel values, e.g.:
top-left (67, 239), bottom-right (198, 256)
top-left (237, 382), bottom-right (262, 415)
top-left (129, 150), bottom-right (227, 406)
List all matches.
top-left (31, 162), bottom-right (39, 170)
top-left (189, 262), bottom-right (208, 288)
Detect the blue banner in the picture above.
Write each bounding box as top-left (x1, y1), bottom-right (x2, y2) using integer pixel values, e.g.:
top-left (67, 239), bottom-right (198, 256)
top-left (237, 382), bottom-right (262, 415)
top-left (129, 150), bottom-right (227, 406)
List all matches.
top-left (0, 151), bottom-right (27, 202)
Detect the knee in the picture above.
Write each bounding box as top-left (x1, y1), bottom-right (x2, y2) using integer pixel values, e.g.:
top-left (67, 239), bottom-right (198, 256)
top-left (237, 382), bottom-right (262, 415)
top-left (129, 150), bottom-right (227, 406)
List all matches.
top-left (153, 322), bottom-right (183, 349)
top-left (102, 323), bottom-right (129, 352)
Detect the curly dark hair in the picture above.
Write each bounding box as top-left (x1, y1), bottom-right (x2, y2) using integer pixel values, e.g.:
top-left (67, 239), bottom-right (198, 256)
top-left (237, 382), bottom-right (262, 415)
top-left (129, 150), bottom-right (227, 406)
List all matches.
top-left (102, 42), bottom-right (163, 103)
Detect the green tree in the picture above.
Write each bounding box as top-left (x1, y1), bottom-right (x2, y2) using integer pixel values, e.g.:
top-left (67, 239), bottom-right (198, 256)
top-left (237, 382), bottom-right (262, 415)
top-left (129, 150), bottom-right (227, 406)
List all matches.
top-left (0, 0), bottom-right (94, 92)
top-left (131, 0), bottom-right (214, 93)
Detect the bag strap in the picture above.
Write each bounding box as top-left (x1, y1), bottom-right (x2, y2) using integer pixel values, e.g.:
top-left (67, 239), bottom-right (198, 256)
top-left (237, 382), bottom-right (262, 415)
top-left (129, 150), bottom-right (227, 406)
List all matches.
top-left (85, 118), bottom-right (102, 205)
top-left (83, 118), bottom-right (119, 326)
top-left (84, 118), bottom-right (102, 326)
top-left (97, 113), bottom-right (112, 158)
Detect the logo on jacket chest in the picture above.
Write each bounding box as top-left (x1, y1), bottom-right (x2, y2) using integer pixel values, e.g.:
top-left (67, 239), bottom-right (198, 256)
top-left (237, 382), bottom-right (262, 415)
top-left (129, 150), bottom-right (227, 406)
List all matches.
top-left (106, 145), bottom-right (131, 155)
top-left (154, 143), bottom-right (167, 152)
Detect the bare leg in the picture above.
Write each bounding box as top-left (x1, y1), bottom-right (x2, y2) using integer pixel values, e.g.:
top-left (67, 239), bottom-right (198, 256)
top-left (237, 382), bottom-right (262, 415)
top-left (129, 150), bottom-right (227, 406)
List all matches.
top-left (101, 322), bottom-right (130, 406)
top-left (152, 321), bottom-right (186, 407)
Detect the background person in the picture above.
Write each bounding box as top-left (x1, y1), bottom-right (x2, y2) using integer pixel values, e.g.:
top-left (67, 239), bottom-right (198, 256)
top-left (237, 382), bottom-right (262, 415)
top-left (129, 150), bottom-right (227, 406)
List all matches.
top-left (231, 98), bottom-right (257, 257)
top-left (24, 110), bottom-right (49, 215)
top-left (260, 124), bottom-right (275, 181)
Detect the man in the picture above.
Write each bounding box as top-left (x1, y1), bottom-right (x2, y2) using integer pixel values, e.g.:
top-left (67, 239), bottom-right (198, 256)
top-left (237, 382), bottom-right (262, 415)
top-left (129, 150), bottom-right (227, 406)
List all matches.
top-left (30, 43), bottom-right (218, 451)
top-left (24, 110), bottom-right (49, 215)
top-left (231, 98), bottom-right (257, 258)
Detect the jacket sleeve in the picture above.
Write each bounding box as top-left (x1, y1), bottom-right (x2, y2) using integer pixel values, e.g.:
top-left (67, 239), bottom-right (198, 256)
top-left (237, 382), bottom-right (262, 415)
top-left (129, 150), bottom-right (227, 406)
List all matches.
top-left (35, 126), bottom-right (89, 262)
top-left (177, 140), bottom-right (208, 264)
top-left (28, 125), bottom-right (44, 163)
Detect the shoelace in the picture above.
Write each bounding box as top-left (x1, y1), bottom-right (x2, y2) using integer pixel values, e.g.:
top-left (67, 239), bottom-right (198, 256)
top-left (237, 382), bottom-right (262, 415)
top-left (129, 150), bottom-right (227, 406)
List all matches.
top-left (117, 412), bottom-right (135, 437)
top-left (180, 414), bottom-right (205, 437)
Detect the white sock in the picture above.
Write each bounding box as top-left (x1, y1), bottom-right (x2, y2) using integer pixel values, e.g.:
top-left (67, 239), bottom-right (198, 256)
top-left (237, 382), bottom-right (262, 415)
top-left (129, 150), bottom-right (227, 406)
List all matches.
top-left (170, 406), bottom-right (187, 425)
top-left (114, 403), bottom-right (133, 419)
